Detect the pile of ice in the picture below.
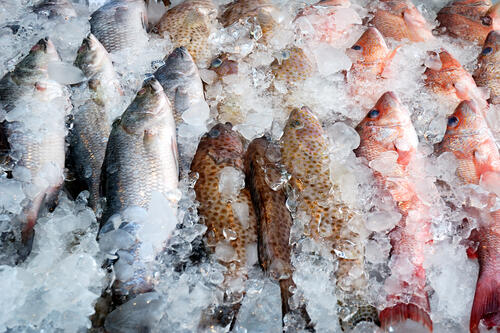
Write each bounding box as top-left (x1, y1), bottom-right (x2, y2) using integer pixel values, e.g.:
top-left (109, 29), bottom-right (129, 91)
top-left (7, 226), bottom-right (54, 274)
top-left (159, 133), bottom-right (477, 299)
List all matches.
top-left (0, 0), bottom-right (498, 332)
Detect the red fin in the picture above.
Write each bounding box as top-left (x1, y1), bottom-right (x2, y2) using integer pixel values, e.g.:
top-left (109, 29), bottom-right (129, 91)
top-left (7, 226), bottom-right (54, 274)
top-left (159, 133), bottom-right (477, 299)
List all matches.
top-left (379, 303), bottom-right (433, 332)
top-left (470, 274), bottom-right (500, 333)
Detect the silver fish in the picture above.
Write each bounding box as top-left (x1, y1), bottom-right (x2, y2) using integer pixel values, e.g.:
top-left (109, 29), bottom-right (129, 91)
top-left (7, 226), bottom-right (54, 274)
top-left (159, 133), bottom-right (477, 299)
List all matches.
top-left (70, 33), bottom-right (122, 210)
top-left (0, 38), bottom-right (67, 252)
top-left (32, 0), bottom-right (77, 19)
top-left (90, 0), bottom-right (148, 53)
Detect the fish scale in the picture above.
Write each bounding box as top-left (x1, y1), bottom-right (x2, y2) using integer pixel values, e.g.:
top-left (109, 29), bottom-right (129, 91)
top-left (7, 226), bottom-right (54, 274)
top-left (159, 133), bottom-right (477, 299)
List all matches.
top-left (281, 106), bottom-right (377, 330)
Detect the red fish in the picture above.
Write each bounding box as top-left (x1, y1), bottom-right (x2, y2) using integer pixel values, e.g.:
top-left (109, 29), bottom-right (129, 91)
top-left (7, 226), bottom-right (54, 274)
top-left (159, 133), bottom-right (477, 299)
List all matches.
top-left (355, 92), bottom-right (433, 332)
top-left (437, 100), bottom-right (500, 333)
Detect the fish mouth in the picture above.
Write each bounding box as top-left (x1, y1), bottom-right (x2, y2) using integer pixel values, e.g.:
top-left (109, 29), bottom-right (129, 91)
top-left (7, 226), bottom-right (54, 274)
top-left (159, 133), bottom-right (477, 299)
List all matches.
top-left (144, 77), bottom-right (164, 95)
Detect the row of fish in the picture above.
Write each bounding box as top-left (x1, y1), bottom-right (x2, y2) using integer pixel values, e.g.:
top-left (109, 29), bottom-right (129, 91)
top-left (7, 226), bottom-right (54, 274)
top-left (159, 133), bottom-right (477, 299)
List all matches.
top-left (0, 0), bottom-right (499, 332)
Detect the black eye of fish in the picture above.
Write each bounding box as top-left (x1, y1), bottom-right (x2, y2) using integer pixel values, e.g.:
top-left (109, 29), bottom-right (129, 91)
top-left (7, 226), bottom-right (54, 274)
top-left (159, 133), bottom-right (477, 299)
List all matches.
top-left (482, 47), bottom-right (493, 55)
top-left (447, 116), bottom-right (459, 128)
top-left (352, 45), bottom-right (362, 51)
top-left (367, 109), bottom-right (379, 118)
top-left (208, 128), bottom-right (220, 138)
top-left (211, 58), bottom-right (223, 68)
top-left (481, 16), bottom-right (492, 26)
top-left (291, 120), bottom-right (301, 128)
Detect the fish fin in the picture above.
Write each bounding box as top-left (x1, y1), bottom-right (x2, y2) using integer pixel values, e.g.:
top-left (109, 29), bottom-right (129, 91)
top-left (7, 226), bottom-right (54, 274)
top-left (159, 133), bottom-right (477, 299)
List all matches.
top-left (470, 273), bottom-right (500, 333)
top-left (380, 46), bottom-right (401, 78)
top-left (279, 277), bottom-right (294, 317)
top-left (379, 303), bottom-right (433, 332)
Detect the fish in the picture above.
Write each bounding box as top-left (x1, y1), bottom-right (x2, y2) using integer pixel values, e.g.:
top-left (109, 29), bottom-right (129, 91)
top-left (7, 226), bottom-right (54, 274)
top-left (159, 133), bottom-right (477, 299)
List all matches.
top-left (370, 0), bottom-right (434, 42)
top-left (89, 0), bottom-right (148, 53)
top-left (32, 0), bottom-right (77, 19)
top-left (155, 0), bottom-right (217, 65)
top-left (69, 33), bottom-right (122, 210)
top-left (209, 53), bottom-right (239, 77)
top-left (436, 0), bottom-right (494, 44)
top-left (271, 47), bottom-right (316, 87)
top-left (190, 123), bottom-right (258, 328)
top-left (0, 38), bottom-right (67, 253)
top-left (281, 106), bottom-right (378, 330)
top-left (294, 0), bottom-right (361, 46)
top-left (154, 46), bottom-right (205, 123)
top-left (244, 137), bottom-right (294, 317)
top-left (424, 50), bottom-right (486, 107)
top-left (436, 100), bottom-right (500, 333)
top-left (355, 92), bottom-right (433, 332)
top-left (219, 0), bottom-right (279, 43)
top-left (474, 30), bottom-right (500, 104)
top-left (99, 77), bottom-right (178, 305)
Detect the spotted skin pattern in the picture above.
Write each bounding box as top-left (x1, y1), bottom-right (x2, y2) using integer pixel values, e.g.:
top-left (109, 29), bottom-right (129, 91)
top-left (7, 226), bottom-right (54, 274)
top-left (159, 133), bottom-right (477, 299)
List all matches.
top-left (155, 0), bottom-right (217, 65)
top-left (355, 92), bottom-right (433, 332)
top-left (281, 106), bottom-right (377, 329)
top-left (271, 47), bottom-right (316, 87)
top-left (437, 100), bottom-right (500, 333)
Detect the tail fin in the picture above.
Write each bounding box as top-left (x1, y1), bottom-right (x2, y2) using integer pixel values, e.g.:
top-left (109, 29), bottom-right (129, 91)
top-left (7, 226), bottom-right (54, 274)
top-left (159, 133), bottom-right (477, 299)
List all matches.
top-left (379, 303), bottom-right (433, 332)
top-left (470, 274), bottom-right (500, 333)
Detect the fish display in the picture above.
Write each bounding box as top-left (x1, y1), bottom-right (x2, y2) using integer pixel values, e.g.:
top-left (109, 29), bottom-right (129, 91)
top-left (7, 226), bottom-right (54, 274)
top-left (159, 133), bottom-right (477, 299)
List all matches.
top-left (281, 106), bottom-right (377, 329)
top-left (370, 0), bottom-right (434, 42)
top-left (90, 0), bottom-right (148, 53)
top-left (155, 0), bottom-right (217, 65)
top-left (0, 38), bottom-right (67, 255)
top-left (355, 92), bottom-right (433, 331)
top-left (474, 30), bottom-right (500, 104)
top-left (70, 33), bottom-right (122, 210)
top-left (190, 123), bottom-right (258, 328)
top-left (1, 1), bottom-right (500, 332)
top-left (437, 100), bottom-right (499, 333)
top-left (436, 0), bottom-right (496, 44)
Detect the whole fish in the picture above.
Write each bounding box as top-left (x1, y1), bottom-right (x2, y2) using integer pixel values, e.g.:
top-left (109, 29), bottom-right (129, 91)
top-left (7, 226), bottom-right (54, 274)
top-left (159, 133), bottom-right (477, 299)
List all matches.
top-left (32, 0), bottom-right (77, 19)
top-left (0, 38), bottom-right (67, 251)
top-left (154, 46), bottom-right (205, 122)
top-left (281, 106), bottom-right (378, 330)
top-left (220, 0), bottom-right (279, 43)
top-left (355, 92), bottom-right (433, 332)
top-left (244, 137), bottom-right (294, 317)
top-left (436, 0), bottom-right (494, 44)
top-left (271, 47), bottom-right (316, 87)
top-left (155, 0), bottom-right (217, 65)
top-left (437, 100), bottom-right (500, 333)
top-left (424, 50), bottom-right (486, 107)
top-left (99, 77), bottom-right (178, 305)
top-left (294, 0), bottom-right (361, 46)
top-left (370, 0), bottom-right (434, 42)
top-left (70, 33), bottom-right (122, 210)
top-left (90, 0), bottom-right (148, 53)
top-left (190, 123), bottom-right (258, 328)
top-left (474, 30), bottom-right (500, 104)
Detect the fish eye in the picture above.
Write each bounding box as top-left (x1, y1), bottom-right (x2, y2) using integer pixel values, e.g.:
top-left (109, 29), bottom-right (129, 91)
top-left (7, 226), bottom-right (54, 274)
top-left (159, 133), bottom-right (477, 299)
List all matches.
top-left (367, 109), bottom-right (380, 118)
top-left (208, 128), bottom-right (220, 138)
top-left (281, 50), bottom-right (290, 60)
top-left (447, 115), bottom-right (459, 128)
top-left (352, 45), bottom-right (362, 51)
top-left (482, 47), bottom-right (493, 55)
top-left (291, 120), bottom-right (301, 128)
top-left (211, 58), bottom-right (223, 68)
top-left (481, 16), bottom-right (492, 26)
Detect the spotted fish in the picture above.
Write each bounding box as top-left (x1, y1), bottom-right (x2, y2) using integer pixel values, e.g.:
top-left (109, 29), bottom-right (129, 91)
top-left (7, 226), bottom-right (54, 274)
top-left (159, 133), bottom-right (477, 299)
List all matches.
top-left (474, 30), bottom-right (500, 104)
top-left (271, 47), bottom-right (316, 87)
top-left (281, 106), bottom-right (378, 330)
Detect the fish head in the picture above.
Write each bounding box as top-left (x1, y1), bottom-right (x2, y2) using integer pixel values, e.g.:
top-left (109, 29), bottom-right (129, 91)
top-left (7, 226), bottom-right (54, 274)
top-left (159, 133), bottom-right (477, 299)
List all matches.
top-left (18, 38), bottom-right (60, 72)
top-left (483, 2), bottom-right (500, 30)
top-left (440, 100), bottom-right (485, 141)
top-left (348, 27), bottom-right (389, 64)
top-left (74, 33), bottom-right (107, 77)
top-left (358, 91), bottom-right (411, 128)
top-left (163, 46), bottom-right (198, 75)
top-left (121, 77), bottom-right (171, 134)
top-left (210, 53), bottom-right (238, 77)
top-left (284, 106), bottom-right (323, 140)
top-left (199, 122), bottom-right (244, 165)
top-left (478, 30), bottom-right (500, 62)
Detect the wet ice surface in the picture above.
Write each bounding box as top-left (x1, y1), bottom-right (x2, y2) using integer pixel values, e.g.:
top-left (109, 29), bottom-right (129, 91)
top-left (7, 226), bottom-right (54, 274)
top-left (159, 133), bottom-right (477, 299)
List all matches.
top-left (0, 0), bottom-right (499, 332)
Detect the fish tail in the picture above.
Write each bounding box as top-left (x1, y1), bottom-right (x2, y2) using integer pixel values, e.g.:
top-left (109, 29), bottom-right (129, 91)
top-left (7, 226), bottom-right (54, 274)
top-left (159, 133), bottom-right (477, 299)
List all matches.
top-left (279, 277), bottom-right (294, 316)
top-left (470, 273), bottom-right (500, 333)
top-left (379, 303), bottom-right (433, 332)
top-left (339, 303), bottom-right (380, 331)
